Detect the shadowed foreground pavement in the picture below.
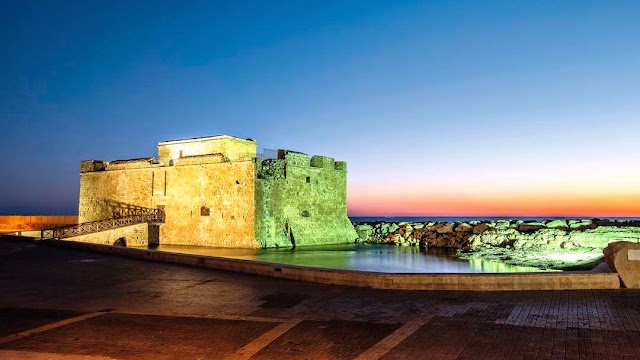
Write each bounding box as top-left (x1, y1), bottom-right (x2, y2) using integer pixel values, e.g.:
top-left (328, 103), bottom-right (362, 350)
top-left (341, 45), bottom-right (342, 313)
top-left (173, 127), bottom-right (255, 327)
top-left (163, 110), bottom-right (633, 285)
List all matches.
top-left (1, 238), bottom-right (640, 359)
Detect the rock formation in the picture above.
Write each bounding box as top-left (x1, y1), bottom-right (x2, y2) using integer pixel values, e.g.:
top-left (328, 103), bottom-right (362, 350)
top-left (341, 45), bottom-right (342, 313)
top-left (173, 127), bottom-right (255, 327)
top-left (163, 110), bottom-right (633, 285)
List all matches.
top-left (604, 241), bottom-right (640, 288)
top-left (353, 219), bottom-right (640, 270)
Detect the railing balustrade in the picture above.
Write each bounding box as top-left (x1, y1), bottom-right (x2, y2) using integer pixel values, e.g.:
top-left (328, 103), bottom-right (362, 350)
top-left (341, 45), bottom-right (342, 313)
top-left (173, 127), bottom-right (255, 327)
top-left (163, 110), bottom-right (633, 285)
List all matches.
top-left (41, 207), bottom-right (164, 239)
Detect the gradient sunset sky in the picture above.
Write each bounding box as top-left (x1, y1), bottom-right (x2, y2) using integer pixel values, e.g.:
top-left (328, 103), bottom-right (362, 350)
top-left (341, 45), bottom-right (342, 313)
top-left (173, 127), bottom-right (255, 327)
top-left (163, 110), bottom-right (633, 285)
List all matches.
top-left (2, 1), bottom-right (639, 216)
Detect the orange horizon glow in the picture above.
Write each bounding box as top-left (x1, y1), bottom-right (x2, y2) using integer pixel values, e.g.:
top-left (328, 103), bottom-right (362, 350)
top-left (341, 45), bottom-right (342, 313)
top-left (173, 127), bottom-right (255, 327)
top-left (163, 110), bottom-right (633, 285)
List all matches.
top-left (347, 190), bottom-right (640, 217)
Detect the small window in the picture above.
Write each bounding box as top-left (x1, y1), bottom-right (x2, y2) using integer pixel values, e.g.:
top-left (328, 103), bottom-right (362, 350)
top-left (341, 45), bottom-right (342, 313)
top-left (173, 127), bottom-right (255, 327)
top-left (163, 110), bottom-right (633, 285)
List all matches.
top-left (200, 206), bottom-right (210, 216)
top-left (306, 176), bottom-right (311, 183)
top-left (301, 210), bottom-right (310, 217)
top-left (236, 180), bottom-right (240, 185)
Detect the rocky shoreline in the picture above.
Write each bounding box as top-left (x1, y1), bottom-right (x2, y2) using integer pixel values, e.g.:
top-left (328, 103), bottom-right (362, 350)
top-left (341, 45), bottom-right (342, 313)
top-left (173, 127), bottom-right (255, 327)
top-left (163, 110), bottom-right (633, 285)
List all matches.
top-left (353, 219), bottom-right (640, 270)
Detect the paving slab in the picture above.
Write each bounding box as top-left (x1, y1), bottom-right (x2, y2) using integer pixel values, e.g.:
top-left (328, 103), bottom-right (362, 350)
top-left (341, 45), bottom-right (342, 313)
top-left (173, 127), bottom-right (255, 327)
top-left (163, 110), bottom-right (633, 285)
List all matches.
top-left (0, 308), bottom-right (84, 337)
top-left (1, 313), bottom-right (277, 360)
top-left (251, 319), bottom-right (400, 360)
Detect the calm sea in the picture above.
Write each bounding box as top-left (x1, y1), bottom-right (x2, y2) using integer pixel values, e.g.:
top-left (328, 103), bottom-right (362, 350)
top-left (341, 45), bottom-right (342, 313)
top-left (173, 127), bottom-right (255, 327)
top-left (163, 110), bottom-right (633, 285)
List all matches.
top-left (349, 216), bottom-right (640, 223)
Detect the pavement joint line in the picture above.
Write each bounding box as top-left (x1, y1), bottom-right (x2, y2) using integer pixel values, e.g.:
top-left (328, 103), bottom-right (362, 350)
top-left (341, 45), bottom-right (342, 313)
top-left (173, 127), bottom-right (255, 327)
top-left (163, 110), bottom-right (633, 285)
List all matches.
top-left (0, 349), bottom-right (115, 359)
top-left (226, 318), bottom-right (302, 360)
top-left (0, 312), bottom-right (108, 345)
top-left (353, 318), bottom-right (430, 360)
top-left (109, 309), bottom-right (288, 323)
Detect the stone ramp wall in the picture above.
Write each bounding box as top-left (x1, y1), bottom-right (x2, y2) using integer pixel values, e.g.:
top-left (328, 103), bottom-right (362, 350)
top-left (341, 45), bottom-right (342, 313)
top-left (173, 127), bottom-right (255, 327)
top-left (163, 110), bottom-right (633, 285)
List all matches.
top-left (66, 223), bottom-right (158, 247)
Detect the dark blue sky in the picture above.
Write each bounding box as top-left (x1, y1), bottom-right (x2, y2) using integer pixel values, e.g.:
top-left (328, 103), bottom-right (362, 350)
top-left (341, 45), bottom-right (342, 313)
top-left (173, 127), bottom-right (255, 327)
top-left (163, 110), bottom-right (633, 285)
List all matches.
top-left (2, 1), bottom-right (640, 215)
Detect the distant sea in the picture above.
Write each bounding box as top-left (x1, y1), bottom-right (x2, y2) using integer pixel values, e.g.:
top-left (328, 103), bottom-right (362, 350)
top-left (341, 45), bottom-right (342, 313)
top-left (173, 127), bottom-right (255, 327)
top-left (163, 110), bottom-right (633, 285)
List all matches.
top-left (349, 216), bottom-right (640, 223)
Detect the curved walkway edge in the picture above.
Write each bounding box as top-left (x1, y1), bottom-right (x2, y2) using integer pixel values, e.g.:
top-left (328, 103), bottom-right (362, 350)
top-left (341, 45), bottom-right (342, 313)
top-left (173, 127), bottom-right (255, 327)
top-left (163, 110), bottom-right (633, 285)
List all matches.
top-left (42, 239), bottom-right (621, 291)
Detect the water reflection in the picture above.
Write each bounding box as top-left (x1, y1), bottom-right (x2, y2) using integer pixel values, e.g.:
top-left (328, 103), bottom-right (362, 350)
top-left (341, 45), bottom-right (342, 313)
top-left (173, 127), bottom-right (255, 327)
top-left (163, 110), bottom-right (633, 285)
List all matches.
top-left (145, 244), bottom-right (545, 273)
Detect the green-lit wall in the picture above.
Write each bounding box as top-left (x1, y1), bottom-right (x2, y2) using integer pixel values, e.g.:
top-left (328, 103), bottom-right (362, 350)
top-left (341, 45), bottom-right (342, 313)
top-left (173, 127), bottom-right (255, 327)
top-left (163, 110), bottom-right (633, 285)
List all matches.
top-left (255, 151), bottom-right (357, 248)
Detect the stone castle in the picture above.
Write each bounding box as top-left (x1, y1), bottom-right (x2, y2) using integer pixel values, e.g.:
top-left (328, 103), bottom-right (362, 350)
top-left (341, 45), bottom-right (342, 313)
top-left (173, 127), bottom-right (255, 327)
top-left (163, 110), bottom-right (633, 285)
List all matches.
top-left (79, 135), bottom-right (356, 248)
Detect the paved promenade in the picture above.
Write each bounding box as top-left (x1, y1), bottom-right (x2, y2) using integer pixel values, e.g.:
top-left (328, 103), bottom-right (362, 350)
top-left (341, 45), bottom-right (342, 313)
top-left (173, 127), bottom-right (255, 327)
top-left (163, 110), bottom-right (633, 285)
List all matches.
top-left (1, 238), bottom-right (640, 359)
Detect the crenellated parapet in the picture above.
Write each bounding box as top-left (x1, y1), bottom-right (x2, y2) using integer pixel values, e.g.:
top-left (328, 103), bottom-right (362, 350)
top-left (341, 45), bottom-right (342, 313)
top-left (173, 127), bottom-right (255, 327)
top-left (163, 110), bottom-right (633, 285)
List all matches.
top-left (257, 149), bottom-right (347, 180)
top-left (80, 160), bottom-right (108, 173)
top-left (273, 149), bottom-right (347, 170)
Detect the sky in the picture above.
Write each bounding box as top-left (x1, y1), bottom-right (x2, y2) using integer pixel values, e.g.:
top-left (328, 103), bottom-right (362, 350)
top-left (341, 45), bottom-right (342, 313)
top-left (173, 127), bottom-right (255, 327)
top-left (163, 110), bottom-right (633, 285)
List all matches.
top-left (1, 0), bottom-right (639, 217)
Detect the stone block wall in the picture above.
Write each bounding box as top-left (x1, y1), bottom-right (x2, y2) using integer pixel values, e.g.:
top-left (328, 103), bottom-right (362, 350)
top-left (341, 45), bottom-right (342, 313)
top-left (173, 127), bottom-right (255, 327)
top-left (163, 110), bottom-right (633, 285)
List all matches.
top-left (66, 223), bottom-right (153, 247)
top-left (79, 159), bottom-right (257, 247)
top-left (79, 166), bottom-right (160, 223)
top-left (157, 160), bottom-right (256, 247)
top-left (0, 215), bottom-right (78, 233)
top-left (255, 150), bottom-right (357, 247)
top-left (158, 135), bottom-right (256, 163)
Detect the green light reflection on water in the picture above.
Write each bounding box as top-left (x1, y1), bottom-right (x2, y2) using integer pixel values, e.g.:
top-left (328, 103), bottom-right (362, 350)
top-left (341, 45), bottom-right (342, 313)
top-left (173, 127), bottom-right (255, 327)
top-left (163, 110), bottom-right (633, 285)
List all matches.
top-left (147, 243), bottom-right (547, 273)
top-left (466, 258), bottom-right (544, 273)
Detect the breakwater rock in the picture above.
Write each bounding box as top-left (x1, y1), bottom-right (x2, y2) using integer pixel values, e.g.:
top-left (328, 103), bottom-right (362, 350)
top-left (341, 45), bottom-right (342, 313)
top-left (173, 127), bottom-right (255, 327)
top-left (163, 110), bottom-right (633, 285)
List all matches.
top-left (353, 219), bottom-right (640, 270)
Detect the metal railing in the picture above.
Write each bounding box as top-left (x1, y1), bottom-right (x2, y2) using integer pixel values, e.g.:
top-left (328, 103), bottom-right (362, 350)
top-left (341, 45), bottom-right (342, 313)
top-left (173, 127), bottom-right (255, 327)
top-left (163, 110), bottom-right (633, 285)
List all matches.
top-left (257, 148), bottom-right (278, 160)
top-left (110, 205), bottom-right (165, 220)
top-left (41, 207), bottom-right (164, 239)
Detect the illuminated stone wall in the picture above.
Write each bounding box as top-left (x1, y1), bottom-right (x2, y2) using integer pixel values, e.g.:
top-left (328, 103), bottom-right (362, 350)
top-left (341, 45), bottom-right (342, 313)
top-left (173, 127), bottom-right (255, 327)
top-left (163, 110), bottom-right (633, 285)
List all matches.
top-left (66, 223), bottom-right (154, 247)
top-left (79, 159), bottom-right (161, 223)
top-left (157, 159), bottom-right (256, 247)
top-left (255, 151), bottom-right (357, 247)
top-left (0, 215), bottom-right (77, 234)
top-left (79, 135), bottom-right (355, 248)
top-left (157, 135), bottom-right (257, 163)
top-left (79, 159), bottom-right (257, 247)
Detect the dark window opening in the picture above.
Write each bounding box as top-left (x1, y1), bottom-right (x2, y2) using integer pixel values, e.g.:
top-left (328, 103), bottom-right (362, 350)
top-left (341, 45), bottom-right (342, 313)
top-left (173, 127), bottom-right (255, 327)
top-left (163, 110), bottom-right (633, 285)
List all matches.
top-left (200, 206), bottom-right (210, 216)
top-left (236, 180), bottom-right (240, 185)
top-left (306, 176), bottom-right (310, 183)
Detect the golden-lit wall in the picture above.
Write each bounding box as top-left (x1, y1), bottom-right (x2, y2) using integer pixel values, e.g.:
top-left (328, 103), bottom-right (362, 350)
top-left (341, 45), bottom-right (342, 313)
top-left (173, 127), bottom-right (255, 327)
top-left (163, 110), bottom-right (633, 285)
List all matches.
top-left (157, 135), bottom-right (257, 164)
top-left (158, 159), bottom-right (256, 247)
top-left (66, 223), bottom-right (153, 247)
top-left (79, 159), bottom-right (161, 223)
top-left (0, 215), bottom-right (78, 234)
top-left (79, 158), bottom-right (257, 247)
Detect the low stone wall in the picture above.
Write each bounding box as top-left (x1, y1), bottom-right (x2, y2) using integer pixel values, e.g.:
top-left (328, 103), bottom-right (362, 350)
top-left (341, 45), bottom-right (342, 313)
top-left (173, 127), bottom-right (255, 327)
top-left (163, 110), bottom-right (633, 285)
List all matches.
top-left (42, 239), bottom-right (621, 291)
top-left (66, 223), bottom-right (158, 247)
top-left (0, 215), bottom-right (78, 233)
top-left (604, 241), bottom-right (640, 288)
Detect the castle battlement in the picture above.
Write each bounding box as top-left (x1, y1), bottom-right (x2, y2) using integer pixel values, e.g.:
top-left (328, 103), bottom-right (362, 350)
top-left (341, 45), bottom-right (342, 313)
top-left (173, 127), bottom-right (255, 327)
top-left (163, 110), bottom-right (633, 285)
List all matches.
top-left (274, 150), bottom-right (347, 171)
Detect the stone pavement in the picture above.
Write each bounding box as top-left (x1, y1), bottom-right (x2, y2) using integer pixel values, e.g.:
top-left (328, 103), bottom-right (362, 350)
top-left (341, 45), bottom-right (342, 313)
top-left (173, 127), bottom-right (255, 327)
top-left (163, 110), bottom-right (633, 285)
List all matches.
top-left (1, 238), bottom-right (640, 359)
